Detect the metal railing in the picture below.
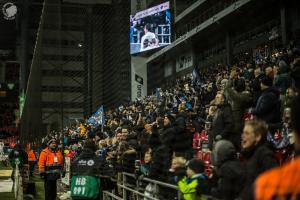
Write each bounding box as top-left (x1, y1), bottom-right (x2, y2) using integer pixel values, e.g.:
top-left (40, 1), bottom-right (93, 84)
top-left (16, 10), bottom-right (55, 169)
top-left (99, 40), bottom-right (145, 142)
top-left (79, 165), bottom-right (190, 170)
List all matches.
top-left (102, 172), bottom-right (218, 200)
top-left (102, 172), bottom-right (180, 200)
top-left (14, 161), bottom-right (24, 200)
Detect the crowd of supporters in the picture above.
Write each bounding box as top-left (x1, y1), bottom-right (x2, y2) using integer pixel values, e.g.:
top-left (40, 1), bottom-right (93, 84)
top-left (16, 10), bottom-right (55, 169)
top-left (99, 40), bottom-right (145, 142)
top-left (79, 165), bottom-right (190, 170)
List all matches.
top-left (34, 41), bottom-right (300, 200)
top-left (0, 102), bottom-right (18, 138)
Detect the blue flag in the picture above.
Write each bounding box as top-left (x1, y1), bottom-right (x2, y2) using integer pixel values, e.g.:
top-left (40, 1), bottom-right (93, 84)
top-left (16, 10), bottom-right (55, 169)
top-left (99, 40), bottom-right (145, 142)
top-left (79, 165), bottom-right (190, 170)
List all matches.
top-left (87, 105), bottom-right (105, 127)
top-left (156, 88), bottom-right (162, 101)
top-left (192, 66), bottom-right (201, 83)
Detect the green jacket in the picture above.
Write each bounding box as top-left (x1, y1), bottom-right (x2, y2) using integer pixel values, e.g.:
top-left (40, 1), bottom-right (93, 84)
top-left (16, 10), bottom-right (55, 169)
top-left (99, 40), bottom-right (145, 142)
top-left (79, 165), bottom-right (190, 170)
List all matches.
top-left (178, 175), bottom-right (207, 200)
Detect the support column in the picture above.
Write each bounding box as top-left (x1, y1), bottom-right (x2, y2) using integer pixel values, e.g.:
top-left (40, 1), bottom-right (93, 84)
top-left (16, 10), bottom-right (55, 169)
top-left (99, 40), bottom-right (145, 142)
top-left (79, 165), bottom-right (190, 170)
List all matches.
top-left (84, 6), bottom-right (93, 117)
top-left (226, 33), bottom-right (232, 66)
top-left (280, 6), bottom-right (288, 46)
top-left (20, 0), bottom-right (29, 93)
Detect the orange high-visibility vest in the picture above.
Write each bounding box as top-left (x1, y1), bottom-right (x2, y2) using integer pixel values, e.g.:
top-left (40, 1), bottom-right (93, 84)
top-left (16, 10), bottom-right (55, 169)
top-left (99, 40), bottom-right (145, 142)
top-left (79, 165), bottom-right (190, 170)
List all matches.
top-left (28, 150), bottom-right (37, 161)
top-left (255, 157), bottom-right (300, 200)
top-left (38, 147), bottom-right (63, 174)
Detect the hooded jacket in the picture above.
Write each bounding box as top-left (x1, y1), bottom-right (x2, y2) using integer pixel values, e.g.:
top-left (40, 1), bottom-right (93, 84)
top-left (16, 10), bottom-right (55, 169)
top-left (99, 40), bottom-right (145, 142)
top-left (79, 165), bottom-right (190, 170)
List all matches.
top-left (211, 140), bottom-right (245, 200)
top-left (72, 148), bottom-right (112, 177)
top-left (252, 87), bottom-right (281, 124)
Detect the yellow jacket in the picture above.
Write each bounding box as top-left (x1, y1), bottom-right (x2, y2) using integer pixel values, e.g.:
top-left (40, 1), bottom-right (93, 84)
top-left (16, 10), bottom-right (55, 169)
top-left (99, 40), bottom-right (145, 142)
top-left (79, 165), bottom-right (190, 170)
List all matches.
top-left (178, 175), bottom-right (207, 200)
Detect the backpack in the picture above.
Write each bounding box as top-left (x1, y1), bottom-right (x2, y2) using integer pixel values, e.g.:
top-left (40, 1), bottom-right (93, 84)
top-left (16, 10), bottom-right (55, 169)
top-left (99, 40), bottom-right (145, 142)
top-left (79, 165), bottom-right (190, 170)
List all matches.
top-left (71, 175), bottom-right (100, 199)
top-left (195, 175), bottom-right (210, 197)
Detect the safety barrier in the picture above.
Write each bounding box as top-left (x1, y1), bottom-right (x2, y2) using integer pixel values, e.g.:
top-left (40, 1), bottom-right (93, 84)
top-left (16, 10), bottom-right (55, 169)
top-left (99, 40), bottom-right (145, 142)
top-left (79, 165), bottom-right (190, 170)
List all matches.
top-left (102, 172), bottom-right (179, 200)
top-left (102, 172), bottom-right (217, 200)
top-left (14, 160), bottom-right (23, 200)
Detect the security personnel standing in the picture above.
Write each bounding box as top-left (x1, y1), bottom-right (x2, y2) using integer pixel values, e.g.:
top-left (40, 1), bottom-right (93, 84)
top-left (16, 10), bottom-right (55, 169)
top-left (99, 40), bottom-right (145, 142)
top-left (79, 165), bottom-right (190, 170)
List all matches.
top-left (27, 144), bottom-right (37, 177)
top-left (39, 139), bottom-right (63, 200)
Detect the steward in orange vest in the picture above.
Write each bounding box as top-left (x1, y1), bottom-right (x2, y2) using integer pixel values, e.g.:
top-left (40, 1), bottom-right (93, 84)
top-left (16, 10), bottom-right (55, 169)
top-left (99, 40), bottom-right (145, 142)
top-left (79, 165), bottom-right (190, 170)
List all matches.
top-left (27, 145), bottom-right (37, 177)
top-left (39, 139), bottom-right (64, 200)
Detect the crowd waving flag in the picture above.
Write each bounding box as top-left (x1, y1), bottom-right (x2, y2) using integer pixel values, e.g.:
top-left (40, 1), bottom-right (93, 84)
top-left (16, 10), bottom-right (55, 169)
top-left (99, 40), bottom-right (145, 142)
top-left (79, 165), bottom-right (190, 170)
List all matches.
top-left (87, 105), bottom-right (105, 127)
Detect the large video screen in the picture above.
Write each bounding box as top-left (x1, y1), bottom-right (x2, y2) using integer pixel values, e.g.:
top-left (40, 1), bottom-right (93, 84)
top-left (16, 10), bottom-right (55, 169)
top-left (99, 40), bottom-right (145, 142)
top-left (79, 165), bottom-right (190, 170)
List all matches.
top-left (130, 1), bottom-right (171, 54)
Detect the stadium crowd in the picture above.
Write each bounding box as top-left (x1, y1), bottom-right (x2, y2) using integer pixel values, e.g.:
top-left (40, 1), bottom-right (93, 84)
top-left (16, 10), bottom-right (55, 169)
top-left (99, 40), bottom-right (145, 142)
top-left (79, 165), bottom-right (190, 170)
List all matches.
top-left (12, 41), bottom-right (300, 200)
top-left (0, 103), bottom-right (18, 138)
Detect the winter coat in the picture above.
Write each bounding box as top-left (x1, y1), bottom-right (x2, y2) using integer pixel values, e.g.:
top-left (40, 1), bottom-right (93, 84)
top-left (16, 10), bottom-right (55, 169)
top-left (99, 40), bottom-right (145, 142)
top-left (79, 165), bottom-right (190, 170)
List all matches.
top-left (209, 104), bottom-right (234, 149)
top-left (118, 148), bottom-right (137, 173)
top-left (224, 87), bottom-right (252, 134)
top-left (274, 65), bottom-right (291, 94)
top-left (211, 140), bottom-right (245, 200)
top-left (116, 148), bottom-right (137, 195)
top-left (240, 143), bottom-right (278, 200)
top-left (173, 114), bottom-right (194, 156)
top-left (71, 148), bottom-right (112, 177)
top-left (149, 145), bottom-right (172, 182)
top-left (147, 126), bottom-right (161, 152)
top-left (250, 74), bottom-right (263, 105)
top-left (252, 87), bottom-right (281, 124)
top-left (178, 174), bottom-right (208, 200)
top-left (160, 124), bottom-right (176, 150)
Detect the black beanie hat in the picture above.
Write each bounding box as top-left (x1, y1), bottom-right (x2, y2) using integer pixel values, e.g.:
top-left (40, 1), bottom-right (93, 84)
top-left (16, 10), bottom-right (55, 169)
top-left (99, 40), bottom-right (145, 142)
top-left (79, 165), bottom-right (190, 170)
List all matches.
top-left (260, 75), bottom-right (273, 87)
top-left (165, 114), bottom-right (175, 124)
top-left (187, 159), bottom-right (205, 174)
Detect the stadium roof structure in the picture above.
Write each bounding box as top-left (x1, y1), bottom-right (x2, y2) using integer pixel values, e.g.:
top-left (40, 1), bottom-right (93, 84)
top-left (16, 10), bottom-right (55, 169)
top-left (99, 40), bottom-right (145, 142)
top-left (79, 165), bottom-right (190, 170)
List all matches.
top-left (146, 0), bottom-right (252, 64)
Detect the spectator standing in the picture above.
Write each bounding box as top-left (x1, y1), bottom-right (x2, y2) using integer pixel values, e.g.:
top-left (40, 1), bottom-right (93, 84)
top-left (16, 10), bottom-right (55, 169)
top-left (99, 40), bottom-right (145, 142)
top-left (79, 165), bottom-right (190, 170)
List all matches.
top-left (209, 93), bottom-right (234, 150)
top-left (240, 120), bottom-right (278, 200)
top-left (252, 76), bottom-right (281, 128)
top-left (177, 159), bottom-right (209, 200)
top-left (211, 140), bottom-right (245, 200)
top-left (251, 67), bottom-right (264, 105)
top-left (274, 61), bottom-right (291, 96)
top-left (224, 78), bottom-right (252, 148)
top-left (254, 95), bottom-right (300, 200)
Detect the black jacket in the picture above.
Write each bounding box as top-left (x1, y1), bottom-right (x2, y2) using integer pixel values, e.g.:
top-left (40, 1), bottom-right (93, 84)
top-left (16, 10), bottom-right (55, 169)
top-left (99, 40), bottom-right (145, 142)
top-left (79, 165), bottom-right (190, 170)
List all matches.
top-left (116, 148), bottom-right (137, 174)
top-left (253, 87), bottom-right (281, 124)
top-left (173, 114), bottom-right (193, 154)
top-left (149, 145), bottom-right (172, 182)
top-left (211, 140), bottom-right (245, 200)
top-left (71, 148), bottom-right (112, 177)
top-left (210, 104), bottom-right (235, 140)
top-left (240, 143), bottom-right (278, 200)
top-left (250, 74), bottom-right (263, 105)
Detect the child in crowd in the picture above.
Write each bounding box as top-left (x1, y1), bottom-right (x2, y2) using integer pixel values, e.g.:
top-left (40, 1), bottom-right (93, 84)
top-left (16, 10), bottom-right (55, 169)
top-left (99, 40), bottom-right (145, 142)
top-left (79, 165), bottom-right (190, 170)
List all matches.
top-left (169, 156), bottom-right (187, 183)
top-left (177, 158), bottom-right (209, 200)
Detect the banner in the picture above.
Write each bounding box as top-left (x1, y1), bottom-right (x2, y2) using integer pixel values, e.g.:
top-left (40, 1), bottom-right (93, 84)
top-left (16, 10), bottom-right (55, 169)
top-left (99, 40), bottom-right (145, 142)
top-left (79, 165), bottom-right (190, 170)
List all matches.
top-left (87, 106), bottom-right (105, 127)
top-left (176, 50), bottom-right (194, 72)
top-left (133, 1), bottom-right (169, 20)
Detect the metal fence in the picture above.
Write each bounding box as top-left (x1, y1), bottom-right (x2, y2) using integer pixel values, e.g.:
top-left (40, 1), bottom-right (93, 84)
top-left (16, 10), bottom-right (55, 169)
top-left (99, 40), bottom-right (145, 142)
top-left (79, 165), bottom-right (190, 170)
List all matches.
top-left (103, 172), bottom-right (180, 200)
top-left (13, 161), bottom-right (24, 200)
top-left (103, 172), bottom-right (216, 200)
